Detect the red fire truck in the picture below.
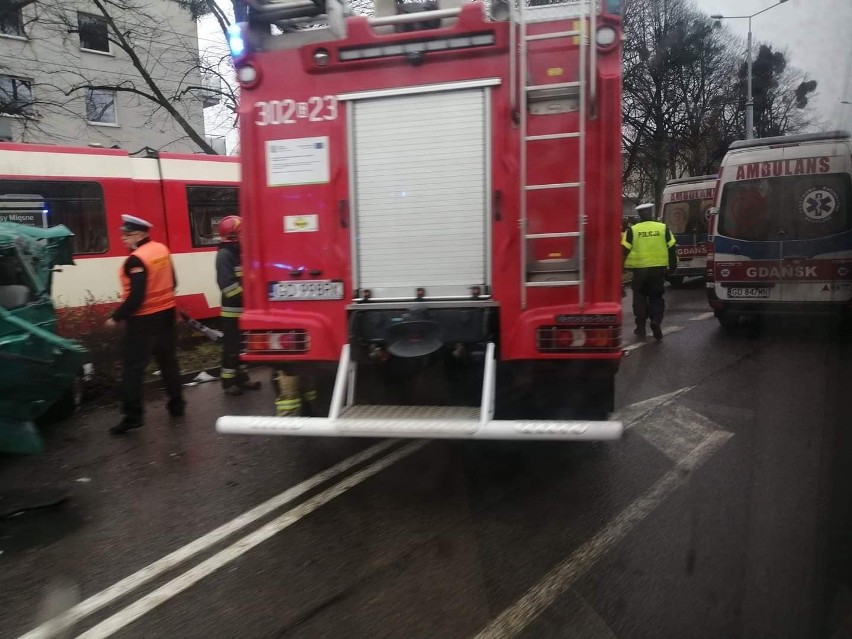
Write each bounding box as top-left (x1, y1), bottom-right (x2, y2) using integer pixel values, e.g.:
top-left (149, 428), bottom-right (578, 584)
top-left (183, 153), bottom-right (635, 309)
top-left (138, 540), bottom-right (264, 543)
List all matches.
top-left (217, 0), bottom-right (625, 440)
top-left (0, 142), bottom-right (240, 322)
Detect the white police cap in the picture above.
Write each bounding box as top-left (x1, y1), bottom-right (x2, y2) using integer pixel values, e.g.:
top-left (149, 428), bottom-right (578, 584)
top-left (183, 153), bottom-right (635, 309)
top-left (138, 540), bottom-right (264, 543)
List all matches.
top-left (635, 203), bottom-right (654, 212)
top-left (120, 214), bottom-right (153, 232)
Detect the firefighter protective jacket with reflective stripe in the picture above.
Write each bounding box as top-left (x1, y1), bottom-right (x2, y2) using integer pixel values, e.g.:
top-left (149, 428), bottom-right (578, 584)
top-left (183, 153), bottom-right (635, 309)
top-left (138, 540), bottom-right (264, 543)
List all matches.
top-left (622, 221), bottom-right (676, 269)
top-left (216, 242), bottom-right (243, 318)
top-left (119, 240), bottom-right (177, 316)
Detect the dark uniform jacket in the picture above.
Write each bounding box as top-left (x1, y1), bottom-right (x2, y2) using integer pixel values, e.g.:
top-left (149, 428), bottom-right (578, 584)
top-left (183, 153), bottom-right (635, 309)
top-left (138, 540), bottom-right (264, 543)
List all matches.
top-left (216, 242), bottom-right (243, 318)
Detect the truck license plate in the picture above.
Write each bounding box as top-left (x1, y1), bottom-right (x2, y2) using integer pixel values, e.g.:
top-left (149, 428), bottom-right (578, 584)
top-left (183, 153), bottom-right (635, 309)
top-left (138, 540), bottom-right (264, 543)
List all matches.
top-left (268, 280), bottom-right (344, 301)
top-left (728, 287), bottom-right (770, 299)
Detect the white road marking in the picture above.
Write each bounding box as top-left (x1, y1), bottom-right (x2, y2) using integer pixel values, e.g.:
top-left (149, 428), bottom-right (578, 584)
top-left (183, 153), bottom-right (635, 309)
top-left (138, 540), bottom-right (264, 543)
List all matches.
top-left (18, 439), bottom-right (400, 639)
top-left (74, 440), bottom-right (427, 639)
top-left (472, 429), bottom-right (733, 639)
top-left (616, 389), bottom-right (730, 461)
top-left (631, 404), bottom-right (722, 461)
top-left (614, 387), bottom-right (693, 429)
top-left (622, 326), bottom-right (683, 352)
top-left (690, 312), bottom-right (715, 321)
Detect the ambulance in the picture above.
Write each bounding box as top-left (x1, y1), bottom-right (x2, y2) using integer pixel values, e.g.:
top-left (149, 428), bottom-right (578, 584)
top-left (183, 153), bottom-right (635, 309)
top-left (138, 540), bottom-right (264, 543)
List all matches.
top-left (661, 175), bottom-right (716, 285)
top-left (706, 130), bottom-right (852, 328)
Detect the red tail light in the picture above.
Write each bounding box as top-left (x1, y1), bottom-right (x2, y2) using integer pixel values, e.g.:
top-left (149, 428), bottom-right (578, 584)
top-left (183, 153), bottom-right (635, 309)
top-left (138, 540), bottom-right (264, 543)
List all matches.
top-left (246, 330), bottom-right (310, 353)
top-left (705, 242), bottom-right (715, 282)
top-left (584, 328), bottom-right (614, 348)
top-left (536, 326), bottom-right (621, 352)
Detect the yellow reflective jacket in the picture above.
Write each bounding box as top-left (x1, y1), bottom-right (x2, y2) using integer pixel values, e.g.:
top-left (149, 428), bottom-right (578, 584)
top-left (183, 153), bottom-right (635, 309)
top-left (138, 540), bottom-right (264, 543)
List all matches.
top-left (622, 221), bottom-right (676, 269)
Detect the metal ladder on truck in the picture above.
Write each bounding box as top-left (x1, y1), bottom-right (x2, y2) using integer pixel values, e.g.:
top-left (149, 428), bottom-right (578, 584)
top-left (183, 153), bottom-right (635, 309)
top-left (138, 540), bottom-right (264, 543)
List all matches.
top-left (514, 0), bottom-right (596, 310)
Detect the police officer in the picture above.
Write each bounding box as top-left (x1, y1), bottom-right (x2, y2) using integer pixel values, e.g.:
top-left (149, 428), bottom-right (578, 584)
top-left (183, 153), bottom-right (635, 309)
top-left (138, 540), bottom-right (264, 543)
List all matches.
top-left (105, 214), bottom-right (185, 434)
top-left (216, 215), bottom-right (261, 395)
top-left (622, 203), bottom-right (677, 341)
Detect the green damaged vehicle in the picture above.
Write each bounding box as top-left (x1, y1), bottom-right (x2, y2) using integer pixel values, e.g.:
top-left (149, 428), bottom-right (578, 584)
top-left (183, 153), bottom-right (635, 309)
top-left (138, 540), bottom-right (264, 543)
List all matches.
top-left (0, 223), bottom-right (88, 454)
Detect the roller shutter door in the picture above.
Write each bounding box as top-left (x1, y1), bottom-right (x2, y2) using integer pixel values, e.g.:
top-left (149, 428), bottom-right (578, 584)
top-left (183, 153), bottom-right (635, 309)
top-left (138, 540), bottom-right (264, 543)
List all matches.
top-left (352, 88), bottom-right (488, 298)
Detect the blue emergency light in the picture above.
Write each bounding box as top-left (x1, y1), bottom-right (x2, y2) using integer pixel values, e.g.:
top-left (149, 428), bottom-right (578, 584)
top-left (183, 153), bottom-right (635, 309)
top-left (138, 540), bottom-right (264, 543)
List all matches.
top-left (228, 24), bottom-right (246, 59)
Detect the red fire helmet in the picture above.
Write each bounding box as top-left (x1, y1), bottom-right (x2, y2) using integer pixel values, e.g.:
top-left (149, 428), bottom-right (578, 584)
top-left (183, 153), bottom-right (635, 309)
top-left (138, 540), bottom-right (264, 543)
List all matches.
top-left (218, 215), bottom-right (242, 242)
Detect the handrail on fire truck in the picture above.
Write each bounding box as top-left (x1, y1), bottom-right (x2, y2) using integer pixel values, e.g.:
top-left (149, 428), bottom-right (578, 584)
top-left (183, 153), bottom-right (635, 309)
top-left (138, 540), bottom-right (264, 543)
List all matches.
top-left (515, 0), bottom-right (595, 309)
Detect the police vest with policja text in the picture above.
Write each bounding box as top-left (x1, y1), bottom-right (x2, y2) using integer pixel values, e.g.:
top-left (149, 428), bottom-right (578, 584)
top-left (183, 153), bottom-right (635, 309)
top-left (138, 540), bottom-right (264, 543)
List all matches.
top-left (622, 221), bottom-right (675, 269)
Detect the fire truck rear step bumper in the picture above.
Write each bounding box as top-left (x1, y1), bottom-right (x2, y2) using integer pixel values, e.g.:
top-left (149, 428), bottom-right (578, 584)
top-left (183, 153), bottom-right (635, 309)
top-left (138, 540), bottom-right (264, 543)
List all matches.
top-left (216, 415), bottom-right (622, 440)
top-left (216, 343), bottom-right (623, 441)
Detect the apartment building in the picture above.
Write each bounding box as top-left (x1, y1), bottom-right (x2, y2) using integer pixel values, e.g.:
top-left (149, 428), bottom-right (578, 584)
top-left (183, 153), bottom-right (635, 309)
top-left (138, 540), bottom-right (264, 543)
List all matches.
top-left (0, 0), bottom-right (213, 152)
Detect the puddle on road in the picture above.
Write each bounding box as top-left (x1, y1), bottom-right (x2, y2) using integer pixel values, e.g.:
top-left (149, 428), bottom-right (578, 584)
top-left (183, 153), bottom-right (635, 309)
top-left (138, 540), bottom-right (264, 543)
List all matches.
top-left (0, 490), bottom-right (85, 554)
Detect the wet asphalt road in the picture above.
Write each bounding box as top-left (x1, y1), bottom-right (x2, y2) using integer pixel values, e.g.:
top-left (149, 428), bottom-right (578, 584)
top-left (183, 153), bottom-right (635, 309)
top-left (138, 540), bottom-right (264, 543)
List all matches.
top-left (2, 281), bottom-right (852, 639)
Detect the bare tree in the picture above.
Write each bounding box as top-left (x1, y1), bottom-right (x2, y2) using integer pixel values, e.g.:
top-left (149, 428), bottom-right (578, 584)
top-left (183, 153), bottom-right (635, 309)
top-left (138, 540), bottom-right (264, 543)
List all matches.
top-left (621, 0), bottom-right (819, 205)
top-left (2, 0), bottom-right (223, 152)
top-left (733, 44), bottom-right (818, 139)
top-left (622, 0), bottom-right (702, 205)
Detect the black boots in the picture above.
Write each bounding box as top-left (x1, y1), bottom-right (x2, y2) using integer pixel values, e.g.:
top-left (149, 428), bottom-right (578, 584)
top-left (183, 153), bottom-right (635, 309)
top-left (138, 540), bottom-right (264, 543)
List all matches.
top-left (224, 380), bottom-right (262, 396)
top-left (110, 418), bottom-right (143, 435)
top-left (167, 398), bottom-right (186, 417)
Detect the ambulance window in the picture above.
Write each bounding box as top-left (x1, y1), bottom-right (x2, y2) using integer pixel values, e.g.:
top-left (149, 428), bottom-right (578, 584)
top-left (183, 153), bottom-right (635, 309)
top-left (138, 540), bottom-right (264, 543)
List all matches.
top-left (187, 185), bottom-right (239, 247)
top-left (0, 180), bottom-right (107, 254)
top-left (787, 175), bottom-right (851, 240)
top-left (662, 202), bottom-right (688, 234)
top-left (663, 198), bottom-right (711, 235)
top-left (719, 175), bottom-right (850, 241)
top-left (719, 179), bottom-right (773, 241)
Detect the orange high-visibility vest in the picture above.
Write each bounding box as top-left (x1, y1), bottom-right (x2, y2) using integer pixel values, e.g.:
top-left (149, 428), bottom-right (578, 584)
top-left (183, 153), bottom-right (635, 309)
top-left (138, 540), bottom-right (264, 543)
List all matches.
top-left (119, 241), bottom-right (176, 316)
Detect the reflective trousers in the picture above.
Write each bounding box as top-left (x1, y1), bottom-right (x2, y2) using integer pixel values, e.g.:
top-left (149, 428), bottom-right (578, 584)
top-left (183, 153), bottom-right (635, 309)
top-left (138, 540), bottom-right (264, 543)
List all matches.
top-left (220, 316), bottom-right (249, 389)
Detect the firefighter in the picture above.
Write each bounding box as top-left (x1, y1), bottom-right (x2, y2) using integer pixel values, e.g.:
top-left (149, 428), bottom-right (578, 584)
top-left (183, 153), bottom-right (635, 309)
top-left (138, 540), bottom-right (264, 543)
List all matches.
top-left (621, 203), bottom-right (677, 341)
top-left (105, 214), bottom-right (185, 434)
top-left (216, 215), bottom-right (261, 395)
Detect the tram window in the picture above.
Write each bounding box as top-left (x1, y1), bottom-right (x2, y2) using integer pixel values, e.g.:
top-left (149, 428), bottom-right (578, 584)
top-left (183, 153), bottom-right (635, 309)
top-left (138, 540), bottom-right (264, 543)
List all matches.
top-left (0, 180), bottom-right (107, 254)
top-left (186, 185), bottom-right (239, 247)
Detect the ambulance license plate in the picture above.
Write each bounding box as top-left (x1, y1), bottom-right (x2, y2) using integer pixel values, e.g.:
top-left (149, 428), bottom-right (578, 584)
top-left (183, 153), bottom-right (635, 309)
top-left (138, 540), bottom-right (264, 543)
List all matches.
top-left (268, 280), bottom-right (344, 301)
top-left (728, 287), bottom-right (770, 299)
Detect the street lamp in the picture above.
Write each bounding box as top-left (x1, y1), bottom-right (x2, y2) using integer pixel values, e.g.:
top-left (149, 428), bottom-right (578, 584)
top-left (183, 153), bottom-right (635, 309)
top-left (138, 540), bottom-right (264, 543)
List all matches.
top-left (712, 0), bottom-right (789, 140)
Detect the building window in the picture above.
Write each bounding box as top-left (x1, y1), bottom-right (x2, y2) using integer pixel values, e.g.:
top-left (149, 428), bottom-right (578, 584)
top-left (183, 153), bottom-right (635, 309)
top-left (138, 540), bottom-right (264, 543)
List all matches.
top-left (85, 89), bottom-right (116, 125)
top-left (0, 75), bottom-right (34, 116)
top-left (0, 4), bottom-right (24, 38)
top-left (78, 12), bottom-right (109, 53)
top-left (187, 186), bottom-right (240, 247)
top-left (0, 181), bottom-right (108, 255)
